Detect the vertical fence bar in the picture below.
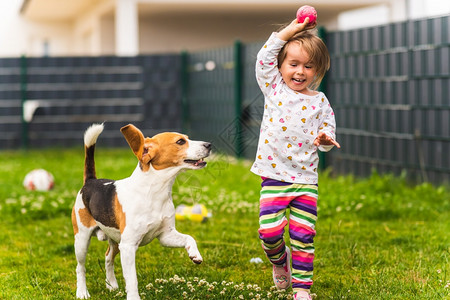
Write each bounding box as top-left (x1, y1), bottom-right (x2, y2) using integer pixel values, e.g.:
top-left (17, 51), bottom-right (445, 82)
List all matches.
top-left (234, 40), bottom-right (243, 158)
top-left (180, 51), bottom-right (190, 134)
top-left (20, 55), bottom-right (28, 150)
top-left (317, 26), bottom-right (328, 170)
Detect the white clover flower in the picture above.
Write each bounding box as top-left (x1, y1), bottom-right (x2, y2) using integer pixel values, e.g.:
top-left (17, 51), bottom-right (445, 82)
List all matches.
top-left (145, 283), bottom-right (153, 290)
top-left (6, 198), bottom-right (17, 205)
top-left (174, 274), bottom-right (184, 283)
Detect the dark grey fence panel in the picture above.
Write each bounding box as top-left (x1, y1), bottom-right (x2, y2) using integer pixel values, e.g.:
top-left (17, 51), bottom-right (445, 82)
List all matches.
top-left (141, 55), bottom-right (183, 136)
top-left (183, 46), bottom-right (237, 155)
top-left (0, 54), bottom-right (182, 149)
top-left (327, 15), bottom-right (449, 184)
top-left (241, 42), bottom-right (265, 161)
top-left (183, 41), bottom-right (265, 159)
top-left (0, 58), bottom-right (22, 148)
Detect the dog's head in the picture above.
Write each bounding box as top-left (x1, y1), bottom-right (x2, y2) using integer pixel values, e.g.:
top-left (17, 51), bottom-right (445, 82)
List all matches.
top-left (120, 124), bottom-right (211, 172)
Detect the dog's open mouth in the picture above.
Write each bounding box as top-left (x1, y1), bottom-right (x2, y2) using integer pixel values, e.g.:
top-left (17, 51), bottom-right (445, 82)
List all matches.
top-left (184, 158), bottom-right (207, 167)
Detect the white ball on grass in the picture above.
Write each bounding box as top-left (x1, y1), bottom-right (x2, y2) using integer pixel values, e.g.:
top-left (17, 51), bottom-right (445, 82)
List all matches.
top-left (23, 169), bottom-right (55, 191)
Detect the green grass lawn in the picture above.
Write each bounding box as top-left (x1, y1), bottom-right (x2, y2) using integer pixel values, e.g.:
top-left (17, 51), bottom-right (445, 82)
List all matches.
top-left (0, 148), bottom-right (449, 299)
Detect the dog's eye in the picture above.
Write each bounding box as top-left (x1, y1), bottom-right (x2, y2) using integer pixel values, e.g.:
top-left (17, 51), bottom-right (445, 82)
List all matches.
top-left (176, 139), bottom-right (186, 145)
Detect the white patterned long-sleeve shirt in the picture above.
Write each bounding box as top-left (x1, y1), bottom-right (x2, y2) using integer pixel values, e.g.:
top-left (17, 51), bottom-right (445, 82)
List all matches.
top-left (250, 33), bottom-right (337, 184)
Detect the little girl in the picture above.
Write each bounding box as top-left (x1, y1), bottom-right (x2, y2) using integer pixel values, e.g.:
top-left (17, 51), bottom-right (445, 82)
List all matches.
top-left (251, 17), bottom-right (340, 300)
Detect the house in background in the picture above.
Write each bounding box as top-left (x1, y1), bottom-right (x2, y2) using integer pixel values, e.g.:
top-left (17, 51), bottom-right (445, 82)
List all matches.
top-left (0, 0), bottom-right (448, 57)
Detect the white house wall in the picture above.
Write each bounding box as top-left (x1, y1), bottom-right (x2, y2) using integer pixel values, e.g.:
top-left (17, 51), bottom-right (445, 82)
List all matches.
top-left (7, 0), bottom-right (449, 57)
top-left (73, 0), bottom-right (115, 55)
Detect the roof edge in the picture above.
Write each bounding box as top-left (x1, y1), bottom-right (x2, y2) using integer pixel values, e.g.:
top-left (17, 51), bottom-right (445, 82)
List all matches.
top-left (20, 0), bottom-right (31, 14)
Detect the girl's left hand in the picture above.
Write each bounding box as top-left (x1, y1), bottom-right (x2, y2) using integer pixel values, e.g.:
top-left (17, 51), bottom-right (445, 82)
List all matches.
top-left (314, 132), bottom-right (341, 148)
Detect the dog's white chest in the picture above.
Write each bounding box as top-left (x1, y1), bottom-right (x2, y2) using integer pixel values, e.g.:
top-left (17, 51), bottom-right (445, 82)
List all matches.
top-left (112, 181), bottom-right (176, 246)
top-left (139, 217), bottom-right (170, 246)
top-left (97, 210), bottom-right (172, 246)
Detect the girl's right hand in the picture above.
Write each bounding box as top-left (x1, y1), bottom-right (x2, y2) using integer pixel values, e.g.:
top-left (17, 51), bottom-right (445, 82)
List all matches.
top-left (277, 18), bottom-right (316, 41)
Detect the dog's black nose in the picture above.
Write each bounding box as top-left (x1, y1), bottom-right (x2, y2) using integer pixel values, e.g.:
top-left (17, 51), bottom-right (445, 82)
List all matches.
top-left (204, 142), bottom-right (212, 150)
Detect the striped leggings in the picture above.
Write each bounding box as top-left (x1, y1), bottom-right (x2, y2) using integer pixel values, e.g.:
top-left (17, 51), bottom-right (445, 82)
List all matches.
top-left (258, 178), bottom-right (318, 292)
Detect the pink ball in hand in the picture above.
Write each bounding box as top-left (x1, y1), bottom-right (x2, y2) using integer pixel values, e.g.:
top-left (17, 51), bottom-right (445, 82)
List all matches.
top-left (296, 5), bottom-right (317, 25)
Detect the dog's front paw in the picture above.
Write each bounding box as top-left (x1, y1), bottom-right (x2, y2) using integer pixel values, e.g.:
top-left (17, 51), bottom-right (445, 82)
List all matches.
top-left (185, 236), bottom-right (202, 264)
top-left (126, 292), bottom-right (141, 300)
top-left (106, 279), bottom-right (119, 291)
top-left (76, 289), bottom-right (90, 299)
top-left (186, 245), bottom-right (203, 264)
top-left (190, 253), bottom-right (203, 264)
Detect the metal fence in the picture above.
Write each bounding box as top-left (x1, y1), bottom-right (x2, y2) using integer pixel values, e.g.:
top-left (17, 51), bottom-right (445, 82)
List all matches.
top-left (0, 55), bottom-right (182, 149)
top-left (327, 15), bottom-right (449, 184)
top-left (181, 45), bottom-right (238, 155)
top-left (0, 15), bottom-right (448, 184)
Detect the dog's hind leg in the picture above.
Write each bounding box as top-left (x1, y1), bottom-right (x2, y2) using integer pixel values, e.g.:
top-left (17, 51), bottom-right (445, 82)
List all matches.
top-left (74, 229), bottom-right (95, 299)
top-left (105, 239), bottom-right (120, 291)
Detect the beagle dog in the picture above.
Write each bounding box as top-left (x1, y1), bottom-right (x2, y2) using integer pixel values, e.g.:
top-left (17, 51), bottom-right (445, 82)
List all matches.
top-left (72, 123), bottom-right (211, 299)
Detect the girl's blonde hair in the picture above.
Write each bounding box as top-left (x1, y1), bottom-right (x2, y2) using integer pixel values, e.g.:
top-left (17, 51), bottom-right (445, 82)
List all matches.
top-left (278, 31), bottom-right (330, 91)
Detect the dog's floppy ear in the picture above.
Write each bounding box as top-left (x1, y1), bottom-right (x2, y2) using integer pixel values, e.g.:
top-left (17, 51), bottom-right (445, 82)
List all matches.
top-left (141, 139), bottom-right (158, 166)
top-left (120, 124), bottom-right (145, 160)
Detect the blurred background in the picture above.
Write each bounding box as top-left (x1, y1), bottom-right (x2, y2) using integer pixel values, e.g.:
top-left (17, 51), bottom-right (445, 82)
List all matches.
top-left (0, 0), bottom-right (448, 56)
top-left (0, 0), bottom-right (449, 184)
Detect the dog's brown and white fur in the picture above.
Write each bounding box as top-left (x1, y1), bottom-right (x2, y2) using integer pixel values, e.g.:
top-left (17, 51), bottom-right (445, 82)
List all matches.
top-left (72, 123), bottom-right (211, 299)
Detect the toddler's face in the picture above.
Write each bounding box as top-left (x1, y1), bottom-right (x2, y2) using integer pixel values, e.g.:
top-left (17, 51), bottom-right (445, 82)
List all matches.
top-left (279, 42), bottom-right (316, 95)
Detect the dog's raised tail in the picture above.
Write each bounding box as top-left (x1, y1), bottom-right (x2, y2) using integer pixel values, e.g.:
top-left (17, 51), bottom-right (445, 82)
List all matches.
top-left (83, 123), bottom-right (104, 183)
